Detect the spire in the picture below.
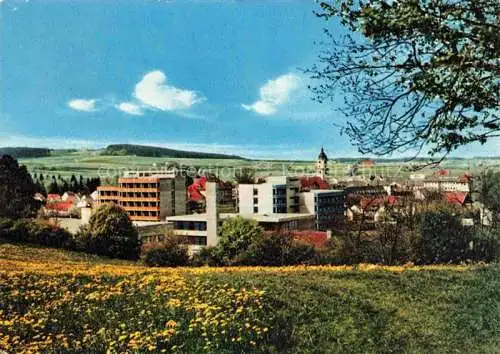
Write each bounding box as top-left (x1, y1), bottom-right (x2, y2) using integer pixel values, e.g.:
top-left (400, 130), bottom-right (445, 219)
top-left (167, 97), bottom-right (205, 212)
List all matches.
top-left (318, 146), bottom-right (328, 161)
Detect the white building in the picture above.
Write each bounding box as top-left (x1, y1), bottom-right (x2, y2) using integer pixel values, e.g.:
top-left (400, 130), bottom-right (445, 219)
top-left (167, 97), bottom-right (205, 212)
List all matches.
top-left (237, 176), bottom-right (300, 214)
top-left (422, 179), bottom-right (470, 192)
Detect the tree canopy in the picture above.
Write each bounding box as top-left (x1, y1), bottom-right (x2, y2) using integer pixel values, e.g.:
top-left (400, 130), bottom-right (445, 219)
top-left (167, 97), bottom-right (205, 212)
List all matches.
top-left (309, 0), bottom-right (499, 156)
top-left (0, 155), bottom-right (40, 219)
top-left (77, 203), bottom-right (140, 260)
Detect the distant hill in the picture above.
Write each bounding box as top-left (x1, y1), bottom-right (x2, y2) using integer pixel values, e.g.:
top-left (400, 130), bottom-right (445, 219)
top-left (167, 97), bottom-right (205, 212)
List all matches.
top-left (101, 144), bottom-right (246, 160)
top-left (0, 147), bottom-right (51, 158)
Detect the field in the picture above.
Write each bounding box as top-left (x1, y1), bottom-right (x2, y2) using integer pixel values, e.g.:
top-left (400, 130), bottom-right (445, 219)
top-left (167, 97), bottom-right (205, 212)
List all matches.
top-left (1, 240), bottom-right (499, 353)
top-left (18, 150), bottom-right (500, 182)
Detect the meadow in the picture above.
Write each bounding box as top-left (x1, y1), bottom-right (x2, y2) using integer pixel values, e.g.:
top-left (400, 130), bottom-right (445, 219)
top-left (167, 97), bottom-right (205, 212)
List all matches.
top-left (1, 240), bottom-right (499, 353)
top-left (18, 150), bottom-right (500, 182)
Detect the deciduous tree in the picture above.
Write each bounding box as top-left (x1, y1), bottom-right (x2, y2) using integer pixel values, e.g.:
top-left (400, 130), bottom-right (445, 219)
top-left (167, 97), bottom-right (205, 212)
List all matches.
top-left (309, 0), bottom-right (499, 156)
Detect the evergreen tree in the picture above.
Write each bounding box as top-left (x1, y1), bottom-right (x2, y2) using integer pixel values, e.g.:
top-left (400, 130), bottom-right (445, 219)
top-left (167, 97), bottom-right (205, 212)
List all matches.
top-left (0, 155), bottom-right (40, 219)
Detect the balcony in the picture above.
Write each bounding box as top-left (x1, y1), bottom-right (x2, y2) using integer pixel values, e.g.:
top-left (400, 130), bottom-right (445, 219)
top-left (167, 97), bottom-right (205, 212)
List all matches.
top-left (122, 206), bottom-right (161, 212)
top-left (120, 197), bottom-right (160, 202)
top-left (119, 187), bottom-right (159, 193)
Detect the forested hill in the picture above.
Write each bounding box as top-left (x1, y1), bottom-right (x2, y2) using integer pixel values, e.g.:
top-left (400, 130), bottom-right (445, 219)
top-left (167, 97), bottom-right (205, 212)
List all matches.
top-left (0, 147), bottom-right (51, 158)
top-left (101, 144), bottom-right (246, 160)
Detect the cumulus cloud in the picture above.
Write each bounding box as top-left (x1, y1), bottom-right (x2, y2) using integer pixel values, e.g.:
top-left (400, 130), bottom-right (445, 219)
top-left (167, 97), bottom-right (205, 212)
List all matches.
top-left (134, 70), bottom-right (204, 111)
top-left (67, 99), bottom-right (98, 112)
top-left (242, 73), bottom-right (302, 115)
top-left (116, 102), bottom-right (143, 116)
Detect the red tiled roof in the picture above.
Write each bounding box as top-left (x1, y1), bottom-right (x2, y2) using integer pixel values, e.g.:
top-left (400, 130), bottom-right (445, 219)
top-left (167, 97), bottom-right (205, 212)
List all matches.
top-left (45, 201), bottom-right (74, 212)
top-left (435, 169), bottom-right (449, 177)
top-left (300, 176), bottom-right (330, 191)
top-left (360, 195), bottom-right (400, 209)
top-left (187, 176), bottom-right (232, 202)
top-left (47, 194), bottom-right (61, 200)
top-left (444, 192), bottom-right (467, 205)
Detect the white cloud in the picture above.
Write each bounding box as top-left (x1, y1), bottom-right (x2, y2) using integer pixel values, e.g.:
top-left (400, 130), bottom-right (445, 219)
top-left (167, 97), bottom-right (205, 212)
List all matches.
top-left (67, 99), bottom-right (98, 112)
top-left (242, 73), bottom-right (302, 116)
top-left (116, 102), bottom-right (143, 116)
top-left (134, 70), bottom-right (204, 111)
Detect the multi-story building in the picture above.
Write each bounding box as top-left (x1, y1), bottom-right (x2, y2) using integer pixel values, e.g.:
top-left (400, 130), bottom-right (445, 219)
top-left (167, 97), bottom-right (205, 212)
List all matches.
top-left (300, 189), bottom-right (346, 231)
top-left (237, 176), bottom-right (300, 214)
top-left (167, 182), bottom-right (315, 252)
top-left (97, 175), bottom-right (186, 221)
top-left (96, 186), bottom-right (121, 204)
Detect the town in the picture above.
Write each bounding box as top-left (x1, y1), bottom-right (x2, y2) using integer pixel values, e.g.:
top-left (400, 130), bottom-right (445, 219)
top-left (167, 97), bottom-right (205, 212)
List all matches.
top-left (1, 0), bottom-right (498, 352)
top-left (34, 147), bottom-right (492, 255)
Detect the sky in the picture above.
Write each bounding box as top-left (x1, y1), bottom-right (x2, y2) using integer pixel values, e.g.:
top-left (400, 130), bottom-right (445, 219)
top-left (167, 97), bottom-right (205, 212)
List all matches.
top-left (0, 0), bottom-right (498, 160)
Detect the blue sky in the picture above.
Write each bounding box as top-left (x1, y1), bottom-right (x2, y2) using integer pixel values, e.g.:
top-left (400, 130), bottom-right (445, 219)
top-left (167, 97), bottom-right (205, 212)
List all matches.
top-left (0, 0), bottom-right (498, 159)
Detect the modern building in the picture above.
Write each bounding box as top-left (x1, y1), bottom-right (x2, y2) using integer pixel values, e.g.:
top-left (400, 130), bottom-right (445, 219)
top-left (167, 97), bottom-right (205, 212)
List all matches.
top-left (316, 147), bottom-right (329, 179)
top-left (299, 189), bottom-right (346, 231)
top-left (237, 176), bottom-right (300, 214)
top-left (167, 182), bottom-right (315, 252)
top-left (96, 175), bottom-right (187, 221)
top-left (96, 185), bottom-right (121, 205)
top-left (166, 212), bottom-right (315, 252)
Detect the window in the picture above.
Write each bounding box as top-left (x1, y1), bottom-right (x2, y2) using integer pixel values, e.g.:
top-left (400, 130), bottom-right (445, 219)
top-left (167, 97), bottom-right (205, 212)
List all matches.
top-left (253, 206), bottom-right (258, 213)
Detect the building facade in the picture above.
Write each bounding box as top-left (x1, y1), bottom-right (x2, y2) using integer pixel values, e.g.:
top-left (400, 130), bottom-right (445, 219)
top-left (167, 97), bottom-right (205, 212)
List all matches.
top-left (97, 175), bottom-right (186, 221)
top-left (300, 189), bottom-right (346, 231)
top-left (237, 176), bottom-right (300, 214)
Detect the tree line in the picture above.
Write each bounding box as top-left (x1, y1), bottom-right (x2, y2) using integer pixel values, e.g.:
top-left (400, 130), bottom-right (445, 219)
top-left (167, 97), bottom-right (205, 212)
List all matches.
top-left (32, 173), bottom-right (101, 196)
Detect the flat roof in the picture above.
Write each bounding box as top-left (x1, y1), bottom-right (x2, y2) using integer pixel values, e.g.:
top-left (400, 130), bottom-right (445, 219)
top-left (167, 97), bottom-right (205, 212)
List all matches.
top-left (133, 221), bottom-right (171, 227)
top-left (166, 212), bottom-right (315, 223)
top-left (225, 213), bottom-right (315, 223)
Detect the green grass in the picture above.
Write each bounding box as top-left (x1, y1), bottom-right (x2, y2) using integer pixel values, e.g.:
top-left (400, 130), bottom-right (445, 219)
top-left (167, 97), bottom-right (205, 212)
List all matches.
top-left (18, 150), bottom-right (500, 181)
top-left (1, 240), bottom-right (499, 353)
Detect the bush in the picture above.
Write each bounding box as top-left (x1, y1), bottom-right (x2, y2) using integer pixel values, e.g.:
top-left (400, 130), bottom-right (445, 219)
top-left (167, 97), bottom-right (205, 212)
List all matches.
top-left (0, 218), bottom-right (74, 249)
top-left (417, 208), bottom-right (470, 264)
top-left (143, 237), bottom-right (189, 267)
top-left (76, 204), bottom-right (140, 260)
top-left (217, 217), bottom-right (263, 265)
top-left (236, 232), bottom-right (317, 266)
top-left (190, 247), bottom-right (222, 267)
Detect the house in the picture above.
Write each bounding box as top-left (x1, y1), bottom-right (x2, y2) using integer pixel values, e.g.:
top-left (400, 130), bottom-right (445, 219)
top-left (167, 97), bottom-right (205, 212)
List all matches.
top-left (359, 159), bottom-right (374, 168)
top-left (47, 194), bottom-right (61, 201)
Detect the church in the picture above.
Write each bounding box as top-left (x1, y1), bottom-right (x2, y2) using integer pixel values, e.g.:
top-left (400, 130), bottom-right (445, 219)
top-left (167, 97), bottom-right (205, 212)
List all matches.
top-left (315, 147), bottom-right (329, 179)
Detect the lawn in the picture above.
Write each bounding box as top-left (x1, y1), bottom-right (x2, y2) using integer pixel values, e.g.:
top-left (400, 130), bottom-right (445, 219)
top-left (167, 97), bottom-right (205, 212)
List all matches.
top-left (1, 240), bottom-right (499, 353)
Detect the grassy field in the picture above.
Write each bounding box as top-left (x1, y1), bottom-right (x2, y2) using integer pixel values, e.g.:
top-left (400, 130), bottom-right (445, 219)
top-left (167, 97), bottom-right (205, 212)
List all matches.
top-left (1, 240), bottom-right (499, 353)
top-left (18, 150), bottom-right (500, 182)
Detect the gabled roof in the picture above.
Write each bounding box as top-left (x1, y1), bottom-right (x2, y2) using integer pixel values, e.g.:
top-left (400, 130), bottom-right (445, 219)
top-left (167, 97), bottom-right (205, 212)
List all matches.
top-left (45, 201), bottom-right (74, 211)
top-left (444, 192), bottom-right (468, 205)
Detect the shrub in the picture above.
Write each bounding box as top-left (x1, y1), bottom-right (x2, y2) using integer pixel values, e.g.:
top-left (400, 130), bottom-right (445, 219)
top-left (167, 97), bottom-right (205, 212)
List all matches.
top-left (236, 232), bottom-right (317, 266)
top-left (417, 207), bottom-right (470, 264)
top-left (217, 217), bottom-right (263, 264)
top-left (76, 204), bottom-right (140, 260)
top-left (143, 237), bottom-right (189, 267)
top-left (0, 218), bottom-right (74, 249)
top-left (190, 246), bottom-right (222, 266)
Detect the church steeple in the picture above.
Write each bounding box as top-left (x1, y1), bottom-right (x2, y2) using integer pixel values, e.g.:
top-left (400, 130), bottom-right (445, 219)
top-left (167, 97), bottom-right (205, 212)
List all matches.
top-left (316, 146), bottom-right (328, 179)
top-left (318, 146), bottom-right (328, 162)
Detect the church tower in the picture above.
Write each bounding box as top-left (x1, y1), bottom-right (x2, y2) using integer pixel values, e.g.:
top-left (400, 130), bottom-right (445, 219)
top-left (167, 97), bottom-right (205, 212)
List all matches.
top-left (316, 147), bottom-right (328, 179)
